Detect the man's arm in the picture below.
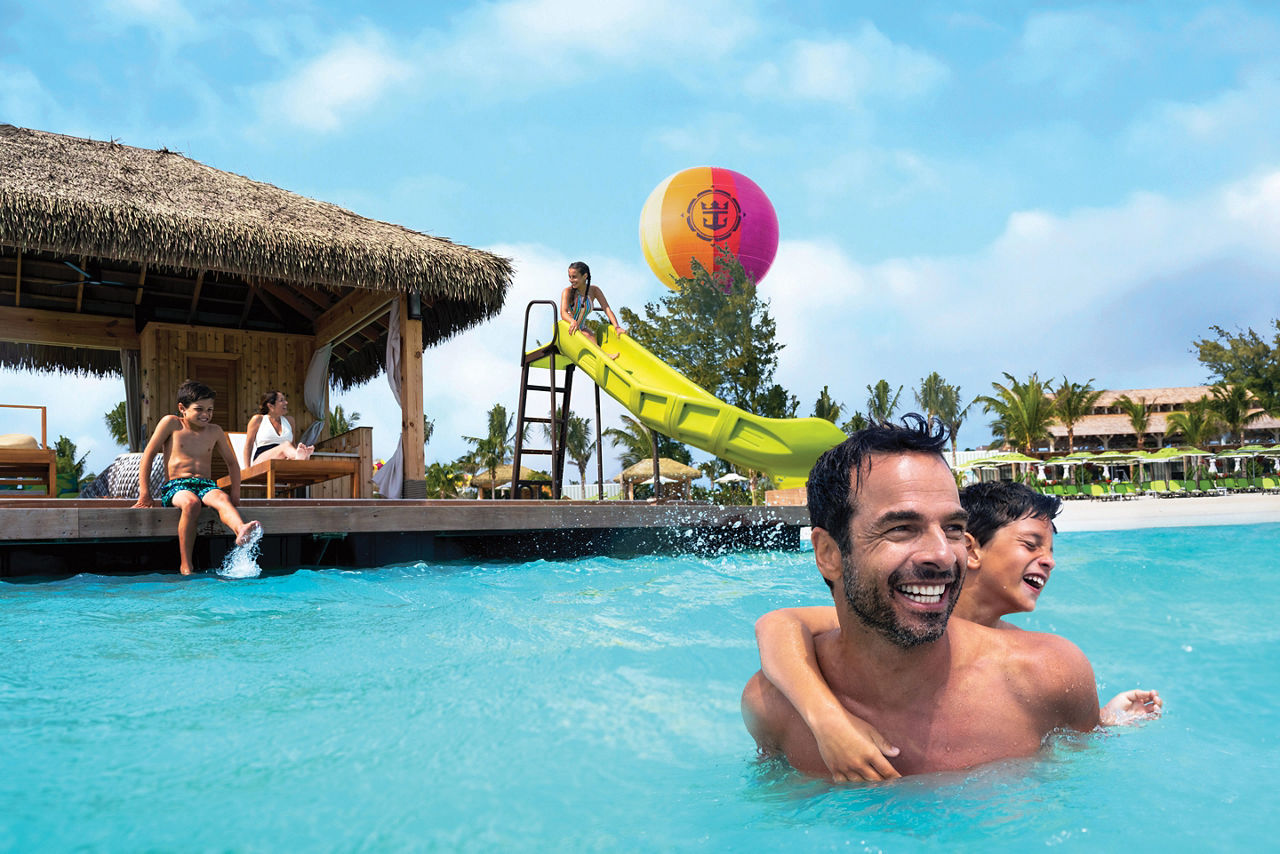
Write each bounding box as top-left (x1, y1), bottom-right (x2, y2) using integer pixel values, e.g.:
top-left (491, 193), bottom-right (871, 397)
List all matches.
top-left (742, 671), bottom-right (847, 780)
top-left (132, 417), bottom-right (176, 508)
top-left (756, 607), bottom-right (900, 781)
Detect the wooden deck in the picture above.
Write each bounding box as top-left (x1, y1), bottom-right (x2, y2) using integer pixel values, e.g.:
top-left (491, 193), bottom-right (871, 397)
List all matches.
top-left (0, 498), bottom-right (810, 577)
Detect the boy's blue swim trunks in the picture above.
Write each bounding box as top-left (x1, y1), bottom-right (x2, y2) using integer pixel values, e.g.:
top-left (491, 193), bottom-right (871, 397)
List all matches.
top-left (159, 476), bottom-right (220, 507)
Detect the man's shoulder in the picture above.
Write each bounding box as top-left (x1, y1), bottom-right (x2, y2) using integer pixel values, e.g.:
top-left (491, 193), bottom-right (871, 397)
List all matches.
top-left (983, 626), bottom-right (1099, 729)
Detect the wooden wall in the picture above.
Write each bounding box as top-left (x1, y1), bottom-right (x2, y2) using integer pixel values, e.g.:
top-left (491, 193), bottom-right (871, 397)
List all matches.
top-left (140, 323), bottom-right (319, 439)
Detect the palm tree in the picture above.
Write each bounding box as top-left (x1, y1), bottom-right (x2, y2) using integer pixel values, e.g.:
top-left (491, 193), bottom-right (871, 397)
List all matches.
top-left (840, 411), bottom-right (868, 435)
top-left (865, 380), bottom-right (903, 423)
top-left (1165, 397), bottom-right (1223, 448)
top-left (423, 461), bottom-right (464, 498)
top-left (1052, 377), bottom-right (1104, 453)
top-left (1114, 395), bottom-right (1152, 450)
top-left (812, 385), bottom-right (843, 423)
top-left (976, 372), bottom-right (1054, 454)
top-left (935, 384), bottom-right (971, 467)
top-left (544, 413), bottom-right (597, 485)
top-left (603, 414), bottom-right (654, 470)
top-left (104, 401), bottom-right (128, 447)
top-left (1209, 383), bottom-right (1263, 446)
top-left (328, 404), bottom-right (360, 436)
top-left (463, 404), bottom-right (517, 484)
top-left (54, 435), bottom-right (89, 485)
top-left (914, 372), bottom-right (947, 421)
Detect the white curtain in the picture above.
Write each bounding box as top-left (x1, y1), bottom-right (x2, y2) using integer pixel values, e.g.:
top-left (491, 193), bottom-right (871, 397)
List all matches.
top-left (303, 344), bottom-right (332, 421)
top-left (371, 301), bottom-right (404, 499)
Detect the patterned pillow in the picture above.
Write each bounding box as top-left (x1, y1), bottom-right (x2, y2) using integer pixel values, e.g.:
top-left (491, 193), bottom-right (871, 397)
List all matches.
top-left (81, 453), bottom-right (167, 499)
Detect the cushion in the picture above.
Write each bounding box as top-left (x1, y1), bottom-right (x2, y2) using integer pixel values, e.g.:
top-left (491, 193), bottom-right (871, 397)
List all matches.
top-left (80, 453), bottom-right (167, 499)
top-left (0, 433), bottom-right (40, 450)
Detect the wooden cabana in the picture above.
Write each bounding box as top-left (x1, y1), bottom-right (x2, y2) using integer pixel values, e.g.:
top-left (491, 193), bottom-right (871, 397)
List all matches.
top-left (616, 457), bottom-right (703, 500)
top-left (0, 124), bottom-right (513, 497)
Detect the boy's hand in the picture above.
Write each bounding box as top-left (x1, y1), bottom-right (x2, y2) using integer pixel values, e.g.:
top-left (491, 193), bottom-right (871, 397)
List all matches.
top-left (1100, 689), bottom-right (1163, 725)
top-left (811, 707), bottom-right (901, 782)
top-left (133, 492), bottom-right (154, 508)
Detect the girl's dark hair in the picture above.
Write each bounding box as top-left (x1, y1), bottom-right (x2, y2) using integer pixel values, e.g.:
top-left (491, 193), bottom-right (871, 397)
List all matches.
top-left (568, 261), bottom-right (591, 286)
top-left (807, 413), bottom-right (951, 553)
top-left (259, 390), bottom-right (284, 415)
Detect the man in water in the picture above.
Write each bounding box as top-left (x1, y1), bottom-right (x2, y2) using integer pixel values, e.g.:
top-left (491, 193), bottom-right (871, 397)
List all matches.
top-left (741, 416), bottom-right (1100, 777)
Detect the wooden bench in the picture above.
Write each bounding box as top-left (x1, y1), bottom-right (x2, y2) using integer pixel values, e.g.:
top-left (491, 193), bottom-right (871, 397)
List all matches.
top-left (220, 432), bottom-right (362, 499)
top-left (0, 404), bottom-right (58, 497)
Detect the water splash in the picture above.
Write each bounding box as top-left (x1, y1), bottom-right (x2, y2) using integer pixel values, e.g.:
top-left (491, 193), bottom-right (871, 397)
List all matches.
top-left (217, 524), bottom-right (263, 579)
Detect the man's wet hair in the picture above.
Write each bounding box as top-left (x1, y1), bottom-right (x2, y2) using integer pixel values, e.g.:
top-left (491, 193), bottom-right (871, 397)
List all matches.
top-left (807, 413), bottom-right (951, 554)
top-left (961, 481), bottom-right (1061, 546)
top-left (177, 379), bottom-right (216, 408)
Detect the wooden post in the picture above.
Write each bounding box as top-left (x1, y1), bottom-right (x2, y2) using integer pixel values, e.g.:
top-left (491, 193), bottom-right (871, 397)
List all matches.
top-left (398, 294), bottom-right (426, 498)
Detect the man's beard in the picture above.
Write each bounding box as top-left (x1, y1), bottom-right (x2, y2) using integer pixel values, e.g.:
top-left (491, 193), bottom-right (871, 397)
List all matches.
top-left (841, 552), bottom-right (962, 649)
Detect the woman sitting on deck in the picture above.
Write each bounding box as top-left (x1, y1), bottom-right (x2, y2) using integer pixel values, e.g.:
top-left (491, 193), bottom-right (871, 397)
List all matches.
top-left (243, 391), bottom-right (314, 465)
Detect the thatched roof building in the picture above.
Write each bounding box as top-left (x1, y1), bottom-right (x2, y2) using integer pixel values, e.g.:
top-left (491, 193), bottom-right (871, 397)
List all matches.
top-left (0, 124), bottom-right (513, 388)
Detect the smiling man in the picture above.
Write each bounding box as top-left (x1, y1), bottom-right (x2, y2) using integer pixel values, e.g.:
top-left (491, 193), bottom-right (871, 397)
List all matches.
top-left (741, 416), bottom-right (1101, 778)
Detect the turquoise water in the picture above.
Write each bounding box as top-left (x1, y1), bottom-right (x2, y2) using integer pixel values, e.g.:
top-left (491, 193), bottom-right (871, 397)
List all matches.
top-left (2, 524), bottom-right (1277, 851)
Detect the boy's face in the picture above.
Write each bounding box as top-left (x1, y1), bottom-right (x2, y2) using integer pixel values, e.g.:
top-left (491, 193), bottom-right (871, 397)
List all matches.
top-left (178, 398), bottom-right (215, 429)
top-left (967, 514), bottom-right (1055, 615)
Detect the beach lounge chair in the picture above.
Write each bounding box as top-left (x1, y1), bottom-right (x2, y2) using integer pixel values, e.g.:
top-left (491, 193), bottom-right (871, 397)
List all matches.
top-left (1262, 477), bottom-right (1280, 495)
top-left (0, 405), bottom-right (58, 498)
top-left (1085, 483), bottom-right (1108, 500)
top-left (220, 432), bottom-right (361, 499)
top-left (1148, 480), bottom-right (1170, 497)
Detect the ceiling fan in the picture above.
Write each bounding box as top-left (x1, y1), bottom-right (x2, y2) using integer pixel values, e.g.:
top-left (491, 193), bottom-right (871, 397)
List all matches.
top-left (55, 260), bottom-right (128, 287)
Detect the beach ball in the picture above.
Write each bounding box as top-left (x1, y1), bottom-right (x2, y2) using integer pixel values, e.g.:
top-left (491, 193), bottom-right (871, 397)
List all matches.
top-left (639, 166), bottom-right (779, 290)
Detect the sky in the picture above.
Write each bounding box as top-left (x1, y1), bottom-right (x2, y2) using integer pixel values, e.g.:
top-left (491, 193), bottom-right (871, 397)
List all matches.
top-left (3, 0), bottom-right (1280, 480)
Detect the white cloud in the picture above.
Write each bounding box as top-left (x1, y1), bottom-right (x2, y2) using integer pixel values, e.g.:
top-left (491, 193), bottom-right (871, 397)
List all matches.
top-left (421, 0), bottom-right (756, 93)
top-left (101, 0), bottom-right (199, 43)
top-left (745, 23), bottom-right (949, 106)
top-left (766, 171), bottom-right (1280, 442)
top-left (1128, 69), bottom-right (1280, 149)
top-left (253, 30), bottom-right (413, 132)
top-left (1012, 10), bottom-right (1137, 96)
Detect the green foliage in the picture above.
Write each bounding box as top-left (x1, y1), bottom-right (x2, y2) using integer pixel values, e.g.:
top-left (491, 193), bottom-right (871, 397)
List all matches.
top-left (1195, 321), bottom-right (1280, 416)
top-left (914, 372), bottom-right (947, 420)
top-left (1209, 382), bottom-right (1263, 444)
top-left (603, 414), bottom-right (692, 470)
top-left (620, 248), bottom-right (797, 422)
top-left (54, 435), bottom-right (89, 481)
top-left (544, 412), bottom-right (597, 484)
top-left (463, 403), bottom-right (516, 482)
top-left (976, 372), bottom-right (1054, 454)
top-left (1051, 377), bottom-right (1104, 453)
top-left (328, 404), bottom-right (360, 436)
top-left (423, 461), bottom-right (464, 498)
top-left (104, 401), bottom-right (128, 447)
top-left (865, 380), bottom-right (903, 423)
top-left (811, 385), bottom-right (843, 423)
top-left (913, 373), bottom-right (969, 463)
top-left (840, 411), bottom-right (868, 435)
top-left (1114, 395), bottom-right (1151, 450)
top-left (1165, 396), bottom-right (1222, 448)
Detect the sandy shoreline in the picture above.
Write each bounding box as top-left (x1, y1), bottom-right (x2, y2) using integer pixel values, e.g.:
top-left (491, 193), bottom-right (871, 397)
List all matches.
top-left (1054, 492), bottom-right (1280, 532)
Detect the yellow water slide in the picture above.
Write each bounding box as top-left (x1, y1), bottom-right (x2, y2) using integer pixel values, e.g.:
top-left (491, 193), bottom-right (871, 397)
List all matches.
top-left (542, 321), bottom-right (847, 489)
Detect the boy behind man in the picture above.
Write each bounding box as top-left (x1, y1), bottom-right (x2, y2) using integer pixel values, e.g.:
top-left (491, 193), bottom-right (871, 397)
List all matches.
top-left (134, 379), bottom-right (262, 575)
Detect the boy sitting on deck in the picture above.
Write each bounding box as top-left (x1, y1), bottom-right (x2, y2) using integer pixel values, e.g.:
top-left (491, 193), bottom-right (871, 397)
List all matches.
top-left (134, 379), bottom-right (262, 575)
top-left (755, 480), bottom-right (1161, 781)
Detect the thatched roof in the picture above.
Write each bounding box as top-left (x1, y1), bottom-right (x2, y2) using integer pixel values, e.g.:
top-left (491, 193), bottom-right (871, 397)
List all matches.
top-left (0, 124), bottom-right (514, 387)
top-left (616, 458), bottom-right (704, 483)
top-left (470, 464), bottom-right (547, 486)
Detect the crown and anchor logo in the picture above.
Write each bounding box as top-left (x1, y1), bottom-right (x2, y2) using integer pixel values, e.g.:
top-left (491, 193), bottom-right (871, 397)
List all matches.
top-left (683, 189), bottom-right (743, 242)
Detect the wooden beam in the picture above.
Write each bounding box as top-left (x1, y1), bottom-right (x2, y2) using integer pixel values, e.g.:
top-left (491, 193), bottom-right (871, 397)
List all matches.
top-left (134, 264), bottom-right (147, 305)
top-left (257, 280), bottom-right (320, 319)
top-left (13, 250), bottom-right (20, 307)
top-left (0, 305), bottom-right (140, 349)
top-left (312, 288), bottom-right (395, 348)
top-left (186, 269), bottom-right (205, 324)
top-left (398, 294), bottom-right (426, 495)
top-left (238, 282), bottom-right (258, 328)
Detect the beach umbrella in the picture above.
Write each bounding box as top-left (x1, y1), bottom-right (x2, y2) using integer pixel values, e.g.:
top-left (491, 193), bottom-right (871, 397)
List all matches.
top-left (715, 472), bottom-right (749, 484)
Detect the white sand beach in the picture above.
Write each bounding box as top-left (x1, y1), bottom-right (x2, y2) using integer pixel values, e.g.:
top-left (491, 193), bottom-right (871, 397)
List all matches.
top-left (1055, 492), bottom-right (1280, 532)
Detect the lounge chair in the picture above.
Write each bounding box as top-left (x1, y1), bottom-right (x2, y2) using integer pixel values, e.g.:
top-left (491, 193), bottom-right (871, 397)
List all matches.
top-left (0, 405), bottom-right (58, 498)
top-left (1148, 480), bottom-right (1170, 497)
top-left (1262, 477), bottom-right (1280, 495)
top-left (220, 431), bottom-right (361, 499)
